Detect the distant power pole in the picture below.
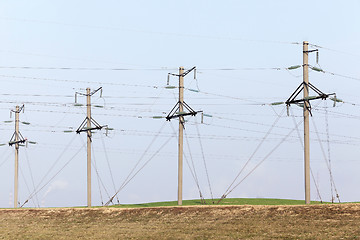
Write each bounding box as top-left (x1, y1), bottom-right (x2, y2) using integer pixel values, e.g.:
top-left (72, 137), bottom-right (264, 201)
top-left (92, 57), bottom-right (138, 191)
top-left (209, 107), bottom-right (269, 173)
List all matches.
top-left (178, 67), bottom-right (184, 206)
top-left (303, 41), bottom-right (310, 204)
top-left (166, 66), bottom-right (199, 205)
top-left (76, 87), bottom-right (107, 207)
top-left (285, 41), bottom-right (335, 204)
top-left (8, 105), bottom-right (26, 208)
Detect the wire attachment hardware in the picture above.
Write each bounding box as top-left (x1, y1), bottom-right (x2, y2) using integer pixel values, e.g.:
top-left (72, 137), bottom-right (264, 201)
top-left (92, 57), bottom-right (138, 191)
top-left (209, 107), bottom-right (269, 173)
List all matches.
top-left (285, 82), bottom-right (335, 116)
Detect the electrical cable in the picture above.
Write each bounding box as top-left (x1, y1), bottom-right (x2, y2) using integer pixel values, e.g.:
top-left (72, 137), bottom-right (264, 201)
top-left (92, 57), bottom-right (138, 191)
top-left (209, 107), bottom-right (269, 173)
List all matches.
top-left (195, 121), bottom-right (214, 203)
top-left (220, 116), bottom-right (305, 202)
top-left (105, 130), bottom-right (175, 206)
top-left (219, 107), bottom-right (286, 201)
top-left (21, 140), bottom-right (86, 207)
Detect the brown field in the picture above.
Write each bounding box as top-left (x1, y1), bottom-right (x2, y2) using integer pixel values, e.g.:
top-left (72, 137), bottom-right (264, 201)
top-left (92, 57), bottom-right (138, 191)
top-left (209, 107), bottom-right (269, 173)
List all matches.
top-left (0, 204), bottom-right (359, 239)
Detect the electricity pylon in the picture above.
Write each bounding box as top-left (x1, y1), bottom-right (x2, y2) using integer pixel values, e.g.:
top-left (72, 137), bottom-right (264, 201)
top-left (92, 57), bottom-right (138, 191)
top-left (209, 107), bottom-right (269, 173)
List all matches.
top-left (166, 66), bottom-right (201, 205)
top-left (285, 41), bottom-right (335, 204)
top-left (8, 105), bottom-right (26, 208)
top-left (75, 87), bottom-right (107, 207)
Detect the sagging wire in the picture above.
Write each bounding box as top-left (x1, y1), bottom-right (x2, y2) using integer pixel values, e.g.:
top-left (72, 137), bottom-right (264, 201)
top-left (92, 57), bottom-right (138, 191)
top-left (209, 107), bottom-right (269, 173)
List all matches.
top-left (311, 115), bottom-right (341, 203)
top-left (218, 106), bottom-right (287, 203)
top-left (195, 119), bottom-right (214, 204)
top-left (183, 128), bottom-right (206, 204)
top-left (289, 107), bottom-right (323, 203)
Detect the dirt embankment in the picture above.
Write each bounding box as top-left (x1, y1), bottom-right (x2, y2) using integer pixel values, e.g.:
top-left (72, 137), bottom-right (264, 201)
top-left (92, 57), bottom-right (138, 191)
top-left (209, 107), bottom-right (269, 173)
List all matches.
top-left (0, 204), bottom-right (359, 239)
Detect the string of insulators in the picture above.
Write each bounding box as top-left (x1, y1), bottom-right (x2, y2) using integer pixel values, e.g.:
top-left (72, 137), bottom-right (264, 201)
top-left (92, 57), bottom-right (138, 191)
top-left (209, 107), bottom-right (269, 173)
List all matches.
top-left (188, 89), bottom-right (199, 93)
top-left (311, 66), bottom-right (324, 72)
top-left (330, 96), bottom-right (343, 107)
top-left (287, 65), bottom-right (301, 70)
top-left (316, 51), bottom-right (319, 64)
top-left (201, 112), bottom-right (212, 123)
top-left (270, 102), bottom-right (284, 106)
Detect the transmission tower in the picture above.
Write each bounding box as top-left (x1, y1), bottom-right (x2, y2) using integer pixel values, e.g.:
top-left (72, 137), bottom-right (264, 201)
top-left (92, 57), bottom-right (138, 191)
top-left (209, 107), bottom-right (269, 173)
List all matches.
top-left (166, 66), bottom-right (201, 205)
top-left (285, 41), bottom-right (335, 204)
top-left (8, 105), bottom-right (27, 208)
top-left (75, 87), bottom-right (107, 207)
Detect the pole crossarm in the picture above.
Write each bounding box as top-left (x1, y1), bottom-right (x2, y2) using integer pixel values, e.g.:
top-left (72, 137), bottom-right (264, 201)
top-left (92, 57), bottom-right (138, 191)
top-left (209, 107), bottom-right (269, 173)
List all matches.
top-left (8, 132), bottom-right (26, 146)
top-left (75, 87), bottom-right (103, 103)
top-left (76, 117), bottom-right (107, 134)
top-left (165, 101), bottom-right (200, 121)
top-left (10, 104), bottom-right (25, 114)
top-left (168, 66), bottom-right (196, 78)
top-left (285, 82), bottom-right (335, 116)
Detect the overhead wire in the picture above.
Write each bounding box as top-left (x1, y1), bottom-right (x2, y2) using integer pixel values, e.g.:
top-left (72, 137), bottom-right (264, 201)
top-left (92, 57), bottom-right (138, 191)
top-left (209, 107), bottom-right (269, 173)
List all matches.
top-left (311, 116), bottom-right (341, 203)
top-left (105, 127), bottom-right (176, 206)
top-left (24, 148), bottom-right (40, 207)
top-left (219, 106), bottom-right (286, 202)
top-left (183, 127), bottom-right (205, 203)
top-left (289, 107), bottom-right (323, 203)
top-left (21, 140), bottom-right (86, 207)
top-left (105, 121), bottom-right (168, 205)
top-left (100, 132), bottom-right (120, 204)
top-left (220, 114), bottom-right (305, 202)
top-left (20, 134), bottom-right (78, 206)
top-left (195, 120), bottom-right (214, 203)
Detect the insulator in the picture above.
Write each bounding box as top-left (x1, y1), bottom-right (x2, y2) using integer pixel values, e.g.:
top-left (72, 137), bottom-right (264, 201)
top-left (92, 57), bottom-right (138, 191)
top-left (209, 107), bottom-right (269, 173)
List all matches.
top-left (75, 93), bottom-right (77, 103)
top-left (287, 105), bottom-right (289, 116)
top-left (194, 68), bottom-right (197, 79)
top-left (271, 102), bottom-right (284, 106)
top-left (287, 65), bottom-right (301, 70)
top-left (311, 66), bottom-right (324, 72)
top-left (316, 51), bottom-right (319, 64)
top-left (201, 112), bottom-right (204, 124)
top-left (167, 74), bottom-right (170, 85)
top-left (100, 88), bottom-right (103, 98)
top-left (188, 89), bottom-right (199, 93)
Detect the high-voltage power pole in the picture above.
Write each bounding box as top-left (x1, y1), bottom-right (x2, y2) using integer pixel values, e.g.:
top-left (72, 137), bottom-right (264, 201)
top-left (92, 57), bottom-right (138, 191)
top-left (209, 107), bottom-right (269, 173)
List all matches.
top-left (75, 87), bottom-right (107, 207)
top-left (8, 105), bottom-right (26, 208)
top-left (166, 66), bottom-right (200, 205)
top-left (285, 41), bottom-right (335, 204)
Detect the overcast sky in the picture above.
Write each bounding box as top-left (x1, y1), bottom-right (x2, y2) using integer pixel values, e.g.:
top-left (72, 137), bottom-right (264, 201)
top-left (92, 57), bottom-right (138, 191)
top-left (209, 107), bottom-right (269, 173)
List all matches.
top-left (0, 0), bottom-right (359, 207)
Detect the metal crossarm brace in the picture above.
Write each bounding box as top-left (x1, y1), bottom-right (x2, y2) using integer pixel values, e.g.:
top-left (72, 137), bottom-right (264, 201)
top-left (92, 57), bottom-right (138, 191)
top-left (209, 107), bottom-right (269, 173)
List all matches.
top-left (8, 132), bottom-right (26, 146)
top-left (285, 81), bottom-right (335, 117)
top-left (76, 117), bottom-right (106, 134)
top-left (166, 101), bottom-right (199, 121)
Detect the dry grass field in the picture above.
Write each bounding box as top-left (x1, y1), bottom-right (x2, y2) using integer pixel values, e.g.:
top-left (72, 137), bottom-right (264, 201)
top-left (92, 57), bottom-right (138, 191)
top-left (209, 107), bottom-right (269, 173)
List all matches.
top-left (0, 204), bottom-right (359, 239)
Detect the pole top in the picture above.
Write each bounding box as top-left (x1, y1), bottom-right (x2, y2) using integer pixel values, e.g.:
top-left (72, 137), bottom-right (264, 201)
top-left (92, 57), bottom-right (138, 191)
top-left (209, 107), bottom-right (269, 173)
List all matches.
top-left (179, 66), bottom-right (184, 70)
top-left (303, 41), bottom-right (309, 45)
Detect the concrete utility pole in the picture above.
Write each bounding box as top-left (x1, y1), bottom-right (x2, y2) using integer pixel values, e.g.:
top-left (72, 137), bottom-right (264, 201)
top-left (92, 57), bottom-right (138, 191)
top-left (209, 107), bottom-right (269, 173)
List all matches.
top-left (8, 105), bottom-right (26, 208)
top-left (165, 66), bottom-right (198, 206)
top-left (303, 41), bottom-right (311, 204)
top-left (76, 87), bottom-right (106, 208)
top-left (14, 106), bottom-right (20, 208)
top-left (86, 88), bottom-right (92, 207)
top-left (178, 67), bottom-right (184, 206)
top-left (285, 41), bottom-right (335, 205)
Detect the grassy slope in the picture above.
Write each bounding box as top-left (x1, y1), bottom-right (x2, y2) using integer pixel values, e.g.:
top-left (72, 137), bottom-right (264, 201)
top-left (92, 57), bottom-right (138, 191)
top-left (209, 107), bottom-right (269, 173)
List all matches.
top-left (110, 198), bottom-right (324, 208)
top-left (1, 204), bottom-right (359, 239)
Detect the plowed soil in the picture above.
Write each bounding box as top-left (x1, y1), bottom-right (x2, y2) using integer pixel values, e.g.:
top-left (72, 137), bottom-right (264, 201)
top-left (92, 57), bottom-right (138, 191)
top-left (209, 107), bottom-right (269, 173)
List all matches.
top-left (0, 204), bottom-right (359, 239)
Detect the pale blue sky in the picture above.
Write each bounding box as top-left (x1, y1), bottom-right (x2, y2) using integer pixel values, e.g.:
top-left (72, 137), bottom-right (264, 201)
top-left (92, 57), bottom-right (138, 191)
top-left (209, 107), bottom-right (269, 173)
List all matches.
top-left (0, 0), bottom-right (359, 207)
